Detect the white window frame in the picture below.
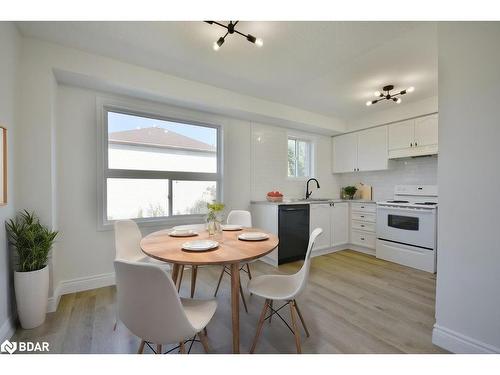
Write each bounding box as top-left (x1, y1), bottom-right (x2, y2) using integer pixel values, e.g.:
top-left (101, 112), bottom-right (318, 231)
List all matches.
top-left (287, 133), bottom-right (316, 180)
top-left (97, 98), bottom-right (223, 230)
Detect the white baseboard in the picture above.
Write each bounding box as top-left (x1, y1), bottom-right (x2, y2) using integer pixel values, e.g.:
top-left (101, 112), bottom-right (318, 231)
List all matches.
top-left (47, 272), bottom-right (116, 313)
top-left (432, 324), bottom-right (500, 353)
top-left (0, 317), bottom-right (15, 342)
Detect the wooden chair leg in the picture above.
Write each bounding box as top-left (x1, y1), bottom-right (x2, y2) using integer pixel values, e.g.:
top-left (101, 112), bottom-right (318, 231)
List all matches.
top-left (246, 263), bottom-right (252, 279)
top-left (268, 300), bottom-right (273, 324)
top-left (179, 341), bottom-right (186, 354)
top-left (177, 265), bottom-right (185, 292)
top-left (289, 301), bottom-right (302, 354)
top-left (214, 266), bottom-right (225, 297)
top-left (156, 344), bottom-right (162, 354)
top-left (250, 299), bottom-right (270, 353)
top-left (293, 300), bottom-right (310, 337)
top-left (137, 340), bottom-right (145, 354)
top-left (198, 331), bottom-right (210, 353)
top-left (239, 281), bottom-right (249, 313)
top-left (204, 327), bottom-right (207, 336)
top-left (190, 266), bottom-right (198, 298)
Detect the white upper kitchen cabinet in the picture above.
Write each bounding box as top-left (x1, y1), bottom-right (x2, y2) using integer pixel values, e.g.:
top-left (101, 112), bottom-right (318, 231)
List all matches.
top-left (332, 126), bottom-right (388, 173)
top-left (309, 203), bottom-right (332, 251)
top-left (414, 114), bottom-right (438, 147)
top-left (332, 133), bottom-right (358, 173)
top-left (388, 114), bottom-right (438, 158)
top-left (331, 202), bottom-right (349, 247)
top-left (388, 119), bottom-right (414, 150)
top-left (357, 126), bottom-right (388, 172)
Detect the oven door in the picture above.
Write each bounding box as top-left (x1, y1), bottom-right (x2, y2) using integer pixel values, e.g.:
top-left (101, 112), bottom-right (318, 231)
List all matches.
top-left (376, 205), bottom-right (436, 250)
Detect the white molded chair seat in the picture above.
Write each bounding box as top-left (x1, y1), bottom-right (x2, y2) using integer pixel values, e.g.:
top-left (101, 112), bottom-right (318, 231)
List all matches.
top-left (247, 274), bottom-right (302, 300)
top-left (181, 298), bottom-right (217, 332)
top-left (248, 228), bottom-right (323, 354)
top-left (114, 259), bottom-right (216, 354)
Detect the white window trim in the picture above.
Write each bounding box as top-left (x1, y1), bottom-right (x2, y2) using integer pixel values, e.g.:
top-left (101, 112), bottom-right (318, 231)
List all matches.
top-left (286, 131), bottom-right (317, 181)
top-left (96, 96), bottom-right (223, 231)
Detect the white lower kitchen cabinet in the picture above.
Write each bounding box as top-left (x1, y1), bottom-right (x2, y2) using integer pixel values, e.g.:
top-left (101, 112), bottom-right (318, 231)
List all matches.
top-left (309, 202), bottom-right (349, 254)
top-left (349, 202), bottom-right (377, 255)
top-left (331, 202), bottom-right (349, 246)
top-left (309, 204), bottom-right (332, 251)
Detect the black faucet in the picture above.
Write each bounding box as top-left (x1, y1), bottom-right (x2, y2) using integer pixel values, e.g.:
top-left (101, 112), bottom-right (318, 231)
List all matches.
top-left (305, 178), bottom-right (320, 199)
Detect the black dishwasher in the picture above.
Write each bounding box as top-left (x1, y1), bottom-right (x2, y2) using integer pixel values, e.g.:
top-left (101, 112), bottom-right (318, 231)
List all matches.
top-left (278, 204), bottom-right (310, 265)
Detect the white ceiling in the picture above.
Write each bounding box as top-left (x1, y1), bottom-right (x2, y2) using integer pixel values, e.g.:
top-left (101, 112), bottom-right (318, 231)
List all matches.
top-left (16, 21), bottom-right (438, 121)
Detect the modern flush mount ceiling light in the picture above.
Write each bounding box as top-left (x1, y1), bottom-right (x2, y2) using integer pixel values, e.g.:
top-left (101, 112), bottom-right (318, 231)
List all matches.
top-left (366, 85), bottom-right (415, 106)
top-left (205, 21), bottom-right (263, 51)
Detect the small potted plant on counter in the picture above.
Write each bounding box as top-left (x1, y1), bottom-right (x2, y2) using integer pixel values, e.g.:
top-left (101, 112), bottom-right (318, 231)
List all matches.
top-left (6, 210), bottom-right (58, 329)
top-left (343, 186), bottom-right (358, 200)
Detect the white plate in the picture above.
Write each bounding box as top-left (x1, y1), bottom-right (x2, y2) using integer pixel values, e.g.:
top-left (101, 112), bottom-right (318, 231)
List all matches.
top-left (182, 240), bottom-right (219, 251)
top-left (169, 229), bottom-right (198, 237)
top-left (238, 232), bottom-right (269, 241)
top-left (221, 224), bottom-right (243, 231)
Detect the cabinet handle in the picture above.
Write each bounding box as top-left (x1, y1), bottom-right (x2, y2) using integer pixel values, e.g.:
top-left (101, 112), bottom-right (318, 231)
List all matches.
top-left (410, 142), bottom-right (413, 147)
top-left (361, 237), bottom-right (365, 241)
top-left (361, 206), bottom-right (365, 208)
top-left (415, 142), bottom-right (418, 146)
top-left (361, 224), bottom-right (365, 227)
top-left (360, 215), bottom-right (365, 218)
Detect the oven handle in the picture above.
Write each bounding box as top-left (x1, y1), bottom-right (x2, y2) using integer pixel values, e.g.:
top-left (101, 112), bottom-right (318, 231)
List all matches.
top-left (377, 205), bottom-right (436, 214)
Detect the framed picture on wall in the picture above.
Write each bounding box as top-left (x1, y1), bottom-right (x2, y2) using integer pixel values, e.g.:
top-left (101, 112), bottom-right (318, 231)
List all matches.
top-left (0, 127), bottom-right (6, 205)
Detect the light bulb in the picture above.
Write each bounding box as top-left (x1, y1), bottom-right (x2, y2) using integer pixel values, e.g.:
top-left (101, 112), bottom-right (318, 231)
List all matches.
top-left (374, 91), bottom-right (381, 97)
top-left (407, 86), bottom-right (415, 93)
top-left (366, 101), bottom-right (372, 106)
top-left (255, 38), bottom-right (264, 47)
top-left (396, 98), bottom-right (402, 104)
top-left (213, 42), bottom-right (220, 51)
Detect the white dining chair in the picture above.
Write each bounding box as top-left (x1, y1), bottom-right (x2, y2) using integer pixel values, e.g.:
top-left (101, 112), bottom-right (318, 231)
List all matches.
top-left (113, 219), bottom-right (171, 331)
top-left (114, 259), bottom-right (217, 354)
top-left (172, 224), bottom-right (206, 298)
top-left (247, 228), bottom-right (323, 354)
top-left (114, 219), bottom-right (171, 270)
top-left (213, 210), bottom-right (253, 313)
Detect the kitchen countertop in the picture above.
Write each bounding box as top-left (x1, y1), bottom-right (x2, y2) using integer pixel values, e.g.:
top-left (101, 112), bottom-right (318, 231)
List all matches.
top-left (250, 199), bottom-right (376, 205)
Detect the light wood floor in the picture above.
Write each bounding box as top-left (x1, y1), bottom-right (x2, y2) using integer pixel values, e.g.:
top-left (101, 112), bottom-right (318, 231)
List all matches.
top-left (12, 250), bottom-right (446, 354)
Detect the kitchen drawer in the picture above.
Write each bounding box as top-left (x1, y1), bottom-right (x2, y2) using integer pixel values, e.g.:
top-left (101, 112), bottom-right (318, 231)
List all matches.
top-left (351, 202), bottom-right (376, 213)
top-left (351, 220), bottom-right (375, 233)
top-left (351, 212), bottom-right (376, 223)
top-left (351, 230), bottom-right (376, 249)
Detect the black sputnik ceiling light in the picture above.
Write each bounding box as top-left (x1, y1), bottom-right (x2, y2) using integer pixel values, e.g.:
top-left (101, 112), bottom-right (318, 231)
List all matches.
top-left (366, 84), bottom-right (415, 106)
top-left (205, 21), bottom-right (263, 51)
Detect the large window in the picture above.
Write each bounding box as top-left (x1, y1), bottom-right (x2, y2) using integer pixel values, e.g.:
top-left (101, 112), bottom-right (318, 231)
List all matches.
top-left (102, 108), bottom-right (221, 225)
top-left (287, 137), bottom-right (312, 178)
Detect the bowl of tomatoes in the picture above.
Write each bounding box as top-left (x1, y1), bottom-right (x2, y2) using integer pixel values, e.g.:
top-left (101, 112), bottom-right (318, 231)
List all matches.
top-left (266, 191), bottom-right (284, 202)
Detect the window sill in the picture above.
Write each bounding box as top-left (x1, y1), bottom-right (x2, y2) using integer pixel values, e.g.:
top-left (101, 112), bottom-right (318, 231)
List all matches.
top-left (98, 214), bottom-right (207, 232)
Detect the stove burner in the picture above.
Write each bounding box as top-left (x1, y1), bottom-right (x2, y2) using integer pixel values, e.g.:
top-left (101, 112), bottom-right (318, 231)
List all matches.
top-left (415, 202), bottom-right (437, 205)
top-left (387, 200), bottom-right (409, 203)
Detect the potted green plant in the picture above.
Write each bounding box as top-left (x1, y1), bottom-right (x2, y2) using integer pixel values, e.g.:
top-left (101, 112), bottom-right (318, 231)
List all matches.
top-left (206, 202), bottom-right (225, 236)
top-left (343, 186), bottom-right (358, 200)
top-left (6, 210), bottom-right (58, 329)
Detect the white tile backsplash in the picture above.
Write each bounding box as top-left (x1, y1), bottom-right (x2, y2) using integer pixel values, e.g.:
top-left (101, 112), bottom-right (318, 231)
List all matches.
top-left (337, 156), bottom-right (438, 201)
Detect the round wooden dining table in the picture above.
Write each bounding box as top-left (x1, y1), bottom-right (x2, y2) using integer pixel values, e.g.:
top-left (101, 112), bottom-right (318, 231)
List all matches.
top-left (140, 227), bottom-right (279, 353)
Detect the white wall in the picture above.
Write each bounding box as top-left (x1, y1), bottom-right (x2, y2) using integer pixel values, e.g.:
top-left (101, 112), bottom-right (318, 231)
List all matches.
top-left (337, 156), bottom-right (437, 201)
top-left (251, 123), bottom-right (338, 200)
top-left (0, 22), bottom-right (20, 342)
top-left (432, 22), bottom-right (500, 353)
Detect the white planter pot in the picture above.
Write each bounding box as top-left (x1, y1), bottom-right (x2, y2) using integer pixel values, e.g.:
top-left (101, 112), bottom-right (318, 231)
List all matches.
top-left (14, 266), bottom-right (49, 329)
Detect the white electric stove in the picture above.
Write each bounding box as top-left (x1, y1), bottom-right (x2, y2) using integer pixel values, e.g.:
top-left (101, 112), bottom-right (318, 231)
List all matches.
top-left (376, 185), bottom-right (437, 273)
